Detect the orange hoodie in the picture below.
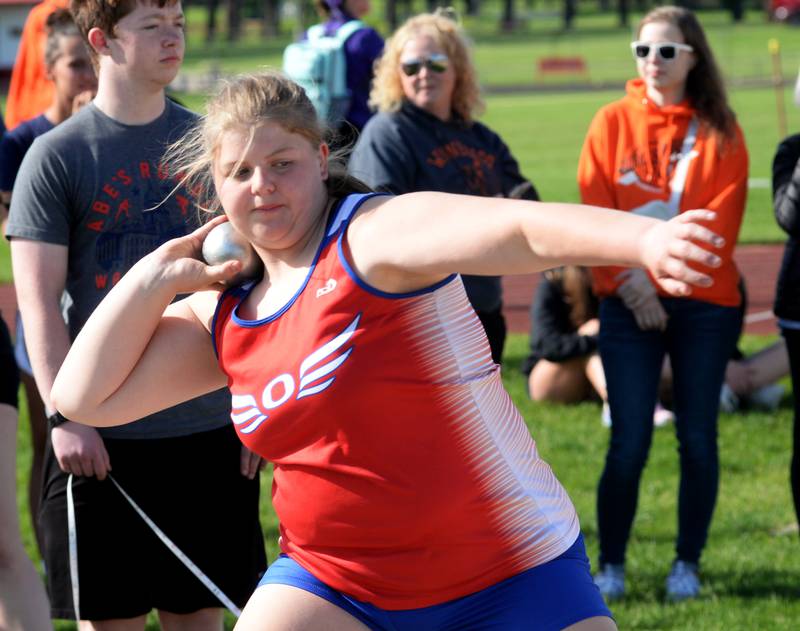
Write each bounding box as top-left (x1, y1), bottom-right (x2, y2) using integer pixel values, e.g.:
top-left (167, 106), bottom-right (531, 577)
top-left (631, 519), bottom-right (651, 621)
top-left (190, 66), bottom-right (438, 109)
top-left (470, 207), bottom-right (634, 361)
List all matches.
top-left (577, 78), bottom-right (748, 307)
top-left (5, 0), bottom-right (69, 130)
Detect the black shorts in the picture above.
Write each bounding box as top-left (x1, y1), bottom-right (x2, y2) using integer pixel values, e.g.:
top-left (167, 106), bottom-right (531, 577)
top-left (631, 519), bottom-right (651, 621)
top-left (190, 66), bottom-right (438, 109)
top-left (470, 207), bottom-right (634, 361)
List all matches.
top-left (39, 423), bottom-right (267, 620)
top-left (0, 315), bottom-right (19, 408)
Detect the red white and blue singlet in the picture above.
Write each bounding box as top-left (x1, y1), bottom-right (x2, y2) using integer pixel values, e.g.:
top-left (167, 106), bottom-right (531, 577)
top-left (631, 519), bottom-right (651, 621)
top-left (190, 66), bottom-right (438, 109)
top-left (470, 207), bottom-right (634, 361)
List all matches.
top-left (212, 193), bottom-right (580, 609)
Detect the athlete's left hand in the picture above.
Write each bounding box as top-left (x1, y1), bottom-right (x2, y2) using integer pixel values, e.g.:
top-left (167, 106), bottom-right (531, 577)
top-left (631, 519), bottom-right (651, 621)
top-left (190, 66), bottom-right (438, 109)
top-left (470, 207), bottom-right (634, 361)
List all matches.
top-left (240, 445), bottom-right (265, 479)
top-left (639, 210), bottom-right (723, 296)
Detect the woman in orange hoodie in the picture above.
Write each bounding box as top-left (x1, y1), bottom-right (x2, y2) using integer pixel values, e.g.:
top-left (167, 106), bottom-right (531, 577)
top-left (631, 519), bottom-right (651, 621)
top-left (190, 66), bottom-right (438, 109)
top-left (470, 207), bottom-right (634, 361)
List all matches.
top-left (578, 6), bottom-right (748, 603)
top-left (5, 0), bottom-right (69, 130)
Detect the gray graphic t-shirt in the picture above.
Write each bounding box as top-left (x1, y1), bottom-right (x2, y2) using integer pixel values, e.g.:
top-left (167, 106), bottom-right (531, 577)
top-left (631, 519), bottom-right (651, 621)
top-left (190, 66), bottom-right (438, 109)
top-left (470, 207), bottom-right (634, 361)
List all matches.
top-left (7, 100), bottom-right (230, 439)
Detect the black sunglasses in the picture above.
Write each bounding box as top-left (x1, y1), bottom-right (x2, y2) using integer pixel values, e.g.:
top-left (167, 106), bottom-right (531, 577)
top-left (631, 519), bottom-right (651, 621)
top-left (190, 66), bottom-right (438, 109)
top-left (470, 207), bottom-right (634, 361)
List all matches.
top-left (630, 41), bottom-right (693, 61)
top-left (400, 54), bottom-right (449, 76)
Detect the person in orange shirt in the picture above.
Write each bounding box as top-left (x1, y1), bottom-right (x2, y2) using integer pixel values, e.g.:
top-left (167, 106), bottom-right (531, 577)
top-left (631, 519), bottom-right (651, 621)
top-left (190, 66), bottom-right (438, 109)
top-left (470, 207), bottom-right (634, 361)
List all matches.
top-left (578, 5), bottom-right (748, 603)
top-left (5, 0), bottom-right (69, 130)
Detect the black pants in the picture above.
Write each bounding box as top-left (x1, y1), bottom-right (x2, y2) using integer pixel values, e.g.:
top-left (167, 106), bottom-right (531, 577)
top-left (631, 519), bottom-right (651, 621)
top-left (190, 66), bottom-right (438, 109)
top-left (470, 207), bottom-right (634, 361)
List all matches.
top-left (476, 307), bottom-right (507, 365)
top-left (40, 424), bottom-right (267, 620)
top-left (782, 328), bottom-right (800, 529)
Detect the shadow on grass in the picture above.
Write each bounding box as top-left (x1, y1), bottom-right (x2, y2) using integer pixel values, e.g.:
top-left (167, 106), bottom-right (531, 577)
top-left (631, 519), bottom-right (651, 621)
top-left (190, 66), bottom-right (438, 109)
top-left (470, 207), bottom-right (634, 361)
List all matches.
top-left (705, 568), bottom-right (800, 599)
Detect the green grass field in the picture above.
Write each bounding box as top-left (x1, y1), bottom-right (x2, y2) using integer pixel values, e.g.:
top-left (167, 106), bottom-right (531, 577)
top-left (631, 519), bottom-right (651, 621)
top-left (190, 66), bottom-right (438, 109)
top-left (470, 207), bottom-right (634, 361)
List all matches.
top-left (15, 333), bottom-right (798, 630)
top-left (179, 6), bottom-right (800, 88)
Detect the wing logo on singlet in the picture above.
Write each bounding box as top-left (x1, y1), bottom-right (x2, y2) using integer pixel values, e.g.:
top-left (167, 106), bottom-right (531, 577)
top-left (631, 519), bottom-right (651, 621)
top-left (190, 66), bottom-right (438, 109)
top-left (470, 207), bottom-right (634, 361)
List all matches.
top-left (229, 313), bottom-right (362, 434)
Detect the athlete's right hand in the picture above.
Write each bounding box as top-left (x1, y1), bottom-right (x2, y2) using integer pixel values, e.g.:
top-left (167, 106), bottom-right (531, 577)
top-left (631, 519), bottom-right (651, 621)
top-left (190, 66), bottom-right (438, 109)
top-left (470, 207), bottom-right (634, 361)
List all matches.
top-left (52, 421), bottom-right (112, 480)
top-left (145, 215), bottom-right (246, 294)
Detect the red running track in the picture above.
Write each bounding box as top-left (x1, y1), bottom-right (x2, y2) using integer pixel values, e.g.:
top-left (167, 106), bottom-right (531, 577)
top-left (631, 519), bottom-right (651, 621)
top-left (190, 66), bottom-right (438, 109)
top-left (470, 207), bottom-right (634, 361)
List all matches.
top-left (501, 244), bottom-right (784, 336)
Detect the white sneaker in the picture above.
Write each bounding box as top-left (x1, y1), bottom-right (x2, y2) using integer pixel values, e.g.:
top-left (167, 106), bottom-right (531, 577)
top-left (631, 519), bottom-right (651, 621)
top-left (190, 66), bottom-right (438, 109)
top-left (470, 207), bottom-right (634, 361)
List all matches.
top-left (665, 560), bottom-right (700, 601)
top-left (719, 383), bottom-right (739, 413)
top-left (746, 383), bottom-right (785, 411)
top-left (601, 402), bottom-right (612, 428)
top-left (594, 563), bottom-right (625, 601)
top-left (653, 402), bottom-right (674, 427)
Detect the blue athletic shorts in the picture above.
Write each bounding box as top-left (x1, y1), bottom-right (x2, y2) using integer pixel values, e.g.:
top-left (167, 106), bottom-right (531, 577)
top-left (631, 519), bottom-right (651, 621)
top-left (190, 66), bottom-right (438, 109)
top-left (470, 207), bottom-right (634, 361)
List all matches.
top-left (258, 534), bottom-right (612, 630)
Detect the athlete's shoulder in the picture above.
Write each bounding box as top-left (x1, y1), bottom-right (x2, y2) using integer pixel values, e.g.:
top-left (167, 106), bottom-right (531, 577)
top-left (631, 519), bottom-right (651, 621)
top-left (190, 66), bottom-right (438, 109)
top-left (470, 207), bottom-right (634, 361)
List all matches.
top-left (184, 287), bottom-right (226, 333)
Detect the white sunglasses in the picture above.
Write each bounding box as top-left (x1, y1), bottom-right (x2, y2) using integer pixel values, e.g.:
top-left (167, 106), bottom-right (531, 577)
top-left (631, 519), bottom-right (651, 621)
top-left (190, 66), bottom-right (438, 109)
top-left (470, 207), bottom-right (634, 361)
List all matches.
top-left (630, 41), bottom-right (693, 61)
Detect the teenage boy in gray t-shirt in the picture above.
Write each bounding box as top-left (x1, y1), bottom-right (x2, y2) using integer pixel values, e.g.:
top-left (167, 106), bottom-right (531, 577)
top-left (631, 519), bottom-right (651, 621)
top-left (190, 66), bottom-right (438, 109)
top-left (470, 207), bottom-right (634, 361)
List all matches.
top-left (7, 1), bottom-right (266, 627)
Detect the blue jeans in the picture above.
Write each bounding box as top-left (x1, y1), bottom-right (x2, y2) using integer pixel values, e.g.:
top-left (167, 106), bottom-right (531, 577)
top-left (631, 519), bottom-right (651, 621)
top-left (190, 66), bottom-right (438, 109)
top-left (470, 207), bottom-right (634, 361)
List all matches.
top-left (781, 327), bottom-right (800, 530)
top-left (597, 297), bottom-right (741, 566)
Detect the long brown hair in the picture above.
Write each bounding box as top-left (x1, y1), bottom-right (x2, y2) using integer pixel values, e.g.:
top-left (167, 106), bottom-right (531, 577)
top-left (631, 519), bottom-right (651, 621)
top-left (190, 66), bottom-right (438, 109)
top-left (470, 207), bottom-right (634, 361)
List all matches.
top-left (544, 266), bottom-right (597, 330)
top-left (638, 6), bottom-right (736, 143)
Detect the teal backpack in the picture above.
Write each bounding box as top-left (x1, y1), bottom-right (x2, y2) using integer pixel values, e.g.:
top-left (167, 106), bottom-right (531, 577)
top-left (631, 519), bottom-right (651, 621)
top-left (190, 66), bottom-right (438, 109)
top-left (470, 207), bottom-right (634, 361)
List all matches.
top-left (282, 20), bottom-right (365, 125)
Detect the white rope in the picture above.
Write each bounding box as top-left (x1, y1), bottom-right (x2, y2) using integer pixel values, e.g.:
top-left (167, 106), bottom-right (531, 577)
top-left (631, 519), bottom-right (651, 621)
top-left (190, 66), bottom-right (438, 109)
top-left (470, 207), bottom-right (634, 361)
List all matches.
top-left (67, 474), bottom-right (80, 622)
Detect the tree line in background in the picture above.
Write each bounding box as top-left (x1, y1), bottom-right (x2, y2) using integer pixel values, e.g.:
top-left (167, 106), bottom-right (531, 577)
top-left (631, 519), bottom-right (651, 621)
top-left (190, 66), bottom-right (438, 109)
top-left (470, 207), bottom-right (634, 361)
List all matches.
top-left (187, 0), bottom-right (756, 42)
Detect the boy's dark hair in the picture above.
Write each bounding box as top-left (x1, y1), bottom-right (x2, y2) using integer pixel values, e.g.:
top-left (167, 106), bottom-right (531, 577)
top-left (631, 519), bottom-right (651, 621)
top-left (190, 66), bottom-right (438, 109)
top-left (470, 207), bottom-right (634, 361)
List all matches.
top-left (70, 0), bottom-right (178, 47)
top-left (44, 8), bottom-right (81, 67)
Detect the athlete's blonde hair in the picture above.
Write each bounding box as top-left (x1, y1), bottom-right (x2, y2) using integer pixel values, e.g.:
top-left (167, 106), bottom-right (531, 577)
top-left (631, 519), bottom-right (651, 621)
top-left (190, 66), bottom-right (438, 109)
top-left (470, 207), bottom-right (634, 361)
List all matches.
top-left (369, 9), bottom-right (484, 123)
top-left (166, 71), bottom-right (369, 215)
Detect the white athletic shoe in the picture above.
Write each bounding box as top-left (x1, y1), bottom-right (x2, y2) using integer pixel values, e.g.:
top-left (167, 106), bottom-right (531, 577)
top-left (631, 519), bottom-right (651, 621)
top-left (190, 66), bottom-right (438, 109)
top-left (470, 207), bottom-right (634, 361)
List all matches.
top-left (594, 563), bottom-right (625, 601)
top-left (601, 402), bottom-right (612, 428)
top-left (665, 560), bottom-right (700, 602)
top-left (601, 402), bottom-right (673, 427)
top-left (719, 383), bottom-right (739, 413)
top-left (746, 383), bottom-right (785, 411)
top-left (653, 402), bottom-right (674, 427)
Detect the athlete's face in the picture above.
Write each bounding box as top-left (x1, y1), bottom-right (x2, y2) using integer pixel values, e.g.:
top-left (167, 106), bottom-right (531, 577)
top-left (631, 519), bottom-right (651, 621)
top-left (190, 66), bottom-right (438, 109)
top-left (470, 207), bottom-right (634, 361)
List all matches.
top-left (635, 21), bottom-right (695, 100)
top-left (398, 34), bottom-right (456, 121)
top-left (213, 122), bottom-right (330, 252)
top-left (105, 1), bottom-right (185, 87)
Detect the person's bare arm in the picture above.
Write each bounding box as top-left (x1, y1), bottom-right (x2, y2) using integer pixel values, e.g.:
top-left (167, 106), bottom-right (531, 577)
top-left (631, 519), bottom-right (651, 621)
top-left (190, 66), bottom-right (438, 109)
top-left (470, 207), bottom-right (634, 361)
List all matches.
top-left (11, 239), bottom-right (68, 410)
top-left (348, 193), bottom-right (724, 297)
top-left (11, 238), bottom-right (111, 478)
top-left (51, 217), bottom-right (239, 427)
